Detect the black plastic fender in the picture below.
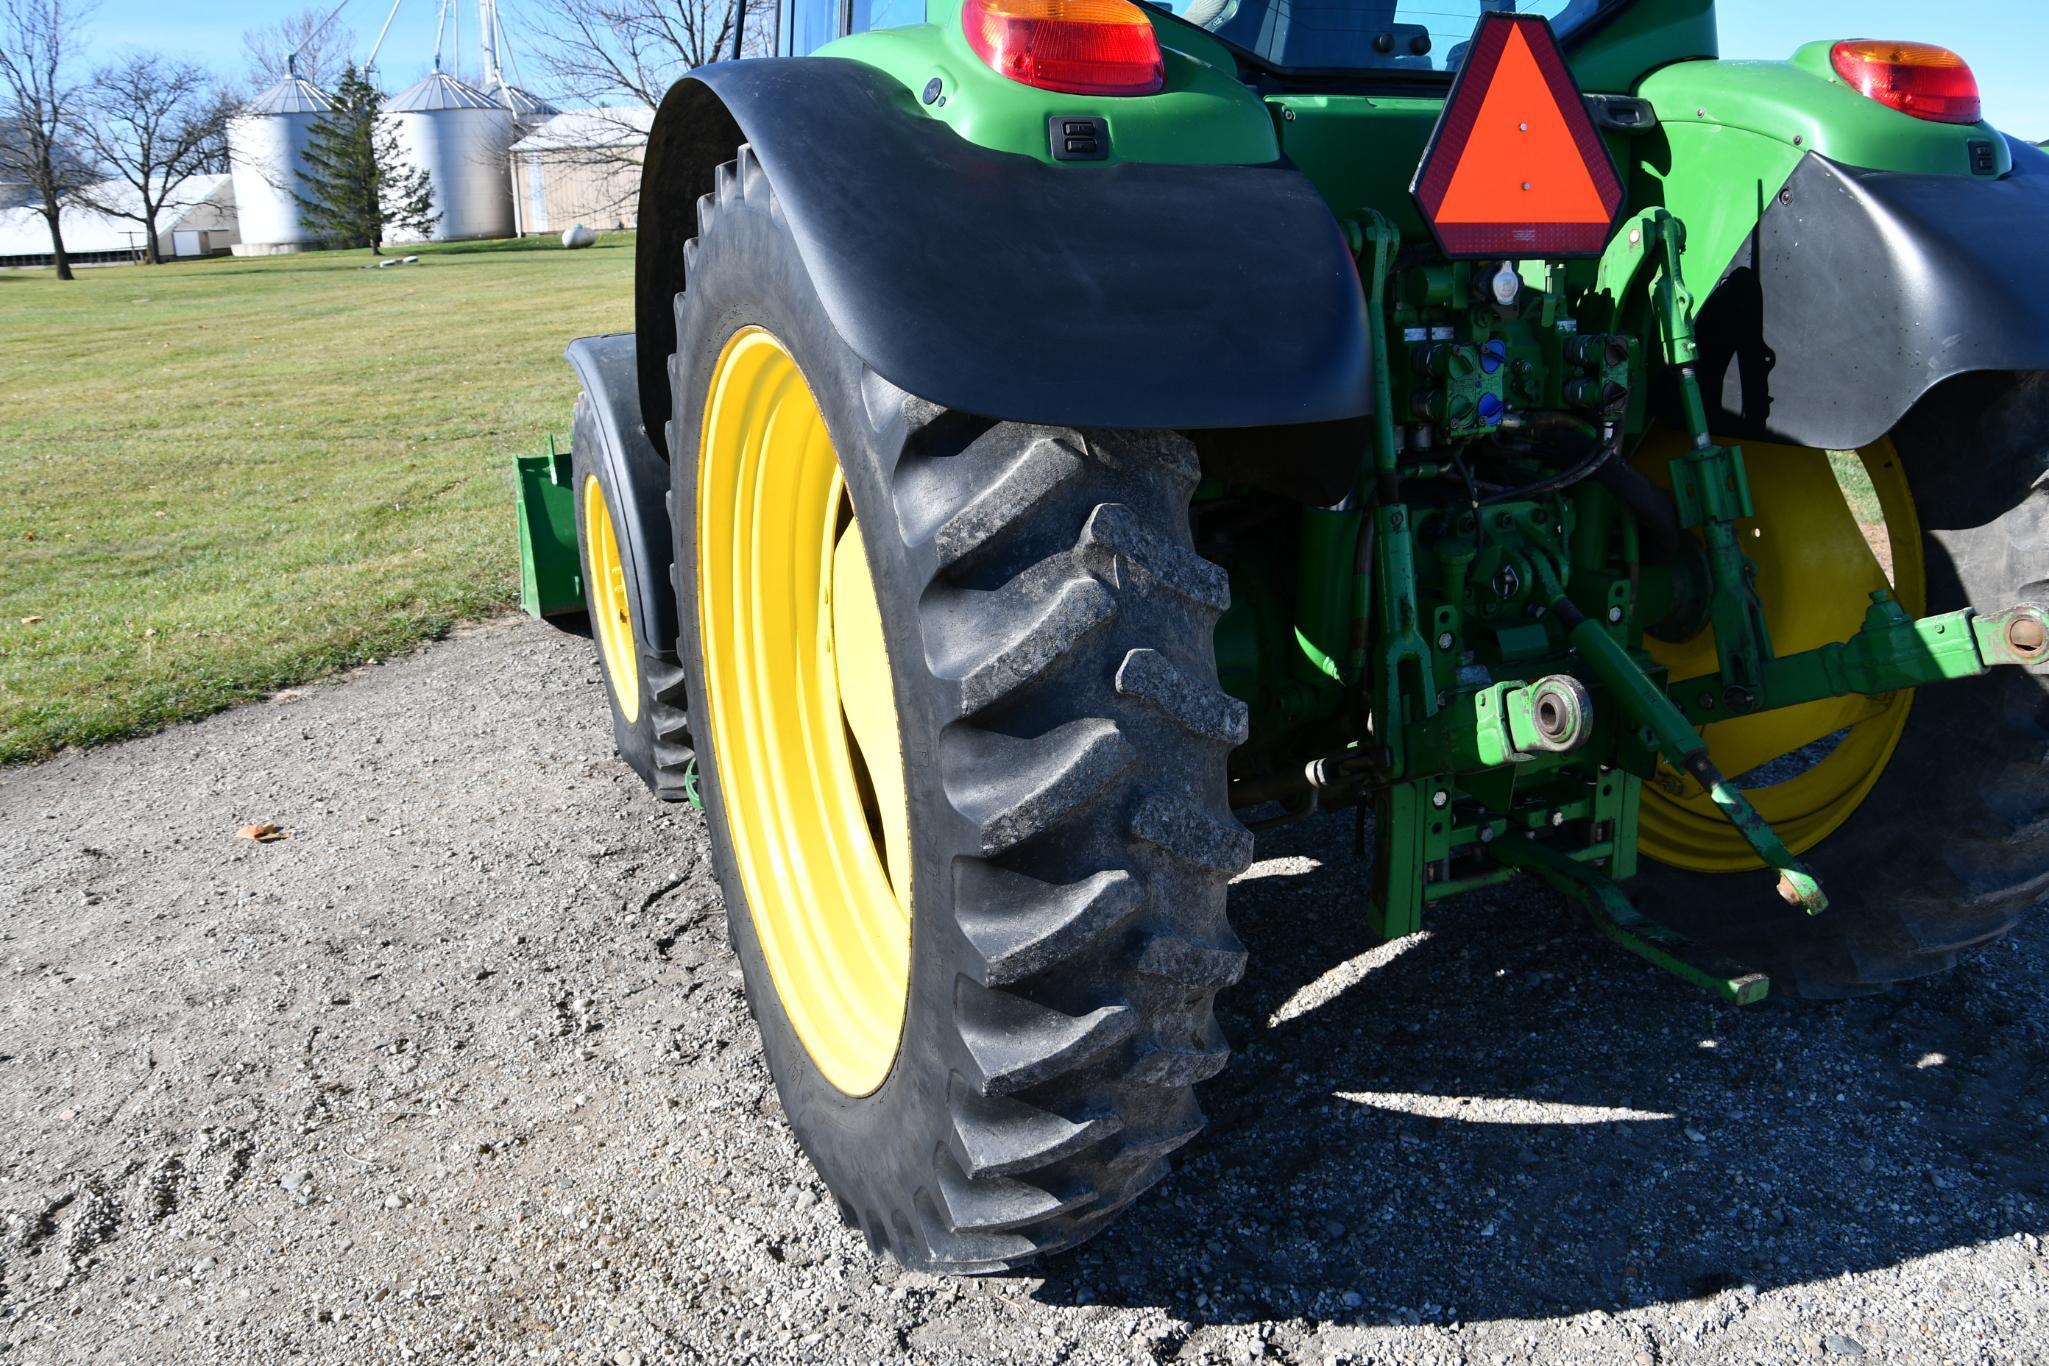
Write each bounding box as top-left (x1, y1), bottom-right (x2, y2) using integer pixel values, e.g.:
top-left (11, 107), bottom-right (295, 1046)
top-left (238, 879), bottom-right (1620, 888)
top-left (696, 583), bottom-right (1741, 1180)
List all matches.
top-left (1695, 137), bottom-right (2049, 450)
top-left (634, 57), bottom-right (1372, 456)
top-left (566, 333), bottom-right (679, 656)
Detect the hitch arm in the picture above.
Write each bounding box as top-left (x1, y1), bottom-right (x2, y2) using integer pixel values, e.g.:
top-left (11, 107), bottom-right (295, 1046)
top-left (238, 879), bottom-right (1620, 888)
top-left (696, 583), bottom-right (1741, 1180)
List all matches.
top-left (1490, 834), bottom-right (1771, 1005)
top-left (1533, 557), bottom-right (1828, 914)
top-left (1351, 209), bottom-right (1434, 777)
top-left (1674, 596), bottom-right (2049, 724)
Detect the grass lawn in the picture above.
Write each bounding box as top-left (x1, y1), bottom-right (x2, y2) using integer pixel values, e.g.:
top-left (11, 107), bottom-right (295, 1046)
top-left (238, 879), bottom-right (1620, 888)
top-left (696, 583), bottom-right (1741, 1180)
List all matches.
top-left (0, 236), bottom-right (634, 764)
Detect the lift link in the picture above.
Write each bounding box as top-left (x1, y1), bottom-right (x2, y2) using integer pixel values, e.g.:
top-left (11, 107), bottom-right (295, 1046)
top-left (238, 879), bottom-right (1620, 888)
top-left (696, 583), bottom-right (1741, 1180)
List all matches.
top-left (1488, 835), bottom-right (1771, 1005)
top-left (1352, 209), bottom-right (1434, 780)
top-left (1676, 595), bottom-right (2049, 725)
top-left (1531, 554), bottom-right (1829, 914)
top-left (1644, 210), bottom-right (1773, 709)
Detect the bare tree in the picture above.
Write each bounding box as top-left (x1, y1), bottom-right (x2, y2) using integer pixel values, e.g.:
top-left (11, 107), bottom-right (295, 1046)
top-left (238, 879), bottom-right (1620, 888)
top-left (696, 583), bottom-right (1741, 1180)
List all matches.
top-left (76, 55), bottom-right (234, 264)
top-left (244, 6), bottom-right (357, 93)
top-left (0, 0), bottom-right (93, 279)
top-left (527, 0), bottom-right (773, 111)
top-left (518, 0), bottom-right (769, 227)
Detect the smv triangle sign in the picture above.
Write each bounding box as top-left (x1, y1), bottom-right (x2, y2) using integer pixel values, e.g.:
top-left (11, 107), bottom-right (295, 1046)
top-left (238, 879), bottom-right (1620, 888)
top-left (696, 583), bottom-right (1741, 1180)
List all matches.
top-left (1411, 13), bottom-right (1626, 259)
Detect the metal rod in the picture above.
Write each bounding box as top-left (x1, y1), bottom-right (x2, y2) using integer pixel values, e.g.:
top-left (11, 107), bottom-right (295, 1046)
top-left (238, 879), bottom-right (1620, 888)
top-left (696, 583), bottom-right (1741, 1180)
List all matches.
top-left (1489, 834), bottom-right (1770, 1005)
top-left (496, 4), bottom-right (527, 94)
top-left (1531, 554), bottom-right (1827, 914)
top-left (291, 0), bottom-right (357, 78)
top-left (368, 0), bottom-right (407, 70)
top-left (426, 0), bottom-right (448, 72)
top-left (1347, 210), bottom-right (1434, 778)
top-left (480, 0), bottom-right (501, 89)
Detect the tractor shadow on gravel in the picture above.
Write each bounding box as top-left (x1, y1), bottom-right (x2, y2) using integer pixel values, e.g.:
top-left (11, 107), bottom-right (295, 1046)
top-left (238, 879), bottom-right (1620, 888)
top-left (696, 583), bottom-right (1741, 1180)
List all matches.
top-left (1033, 813), bottom-right (2049, 1328)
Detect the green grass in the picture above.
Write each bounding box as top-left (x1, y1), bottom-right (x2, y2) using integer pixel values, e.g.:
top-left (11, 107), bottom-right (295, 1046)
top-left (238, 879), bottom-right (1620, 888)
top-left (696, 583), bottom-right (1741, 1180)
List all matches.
top-left (0, 236), bottom-right (635, 763)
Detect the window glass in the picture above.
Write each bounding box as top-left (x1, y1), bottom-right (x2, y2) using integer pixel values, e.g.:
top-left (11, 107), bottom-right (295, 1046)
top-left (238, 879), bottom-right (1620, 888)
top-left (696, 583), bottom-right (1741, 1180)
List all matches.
top-left (1153, 0), bottom-right (1620, 74)
top-left (850, 0), bottom-right (924, 32)
top-left (788, 0), bottom-right (841, 54)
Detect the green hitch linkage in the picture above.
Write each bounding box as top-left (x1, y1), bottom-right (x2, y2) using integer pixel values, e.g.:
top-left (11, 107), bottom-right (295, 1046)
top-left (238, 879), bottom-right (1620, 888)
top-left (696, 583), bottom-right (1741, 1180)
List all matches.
top-left (1643, 209), bottom-right (1774, 704)
top-left (1351, 209), bottom-right (1434, 778)
top-left (1489, 834), bottom-right (1771, 1005)
top-left (1530, 555), bottom-right (1828, 914)
top-left (1673, 594), bottom-right (2049, 725)
top-left (1406, 675), bottom-right (1594, 773)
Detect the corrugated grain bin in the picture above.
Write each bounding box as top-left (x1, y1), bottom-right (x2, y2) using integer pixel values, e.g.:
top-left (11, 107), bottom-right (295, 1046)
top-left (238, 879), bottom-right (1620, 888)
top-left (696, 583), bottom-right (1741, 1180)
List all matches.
top-left (387, 71), bottom-right (516, 243)
top-left (226, 76), bottom-right (335, 255)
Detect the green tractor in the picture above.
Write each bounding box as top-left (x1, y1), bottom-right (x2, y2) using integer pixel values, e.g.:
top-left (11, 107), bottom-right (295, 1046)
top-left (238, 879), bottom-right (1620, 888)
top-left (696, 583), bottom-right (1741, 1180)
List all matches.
top-left (515, 0), bottom-right (2049, 1271)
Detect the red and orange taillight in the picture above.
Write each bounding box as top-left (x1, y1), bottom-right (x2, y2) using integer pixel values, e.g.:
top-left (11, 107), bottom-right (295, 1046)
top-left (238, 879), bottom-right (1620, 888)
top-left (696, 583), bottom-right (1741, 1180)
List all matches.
top-left (1831, 40), bottom-right (1982, 124)
top-left (962, 0), bottom-right (1165, 97)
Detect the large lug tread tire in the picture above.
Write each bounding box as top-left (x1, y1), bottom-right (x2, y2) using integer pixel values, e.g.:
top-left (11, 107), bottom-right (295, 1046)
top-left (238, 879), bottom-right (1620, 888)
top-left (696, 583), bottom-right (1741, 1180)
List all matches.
top-left (569, 395), bottom-right (695, 802)
top-left (668, 147), bottom-right (1252, 1272)
top-left (1639, 373), bottom-right (2049, 997)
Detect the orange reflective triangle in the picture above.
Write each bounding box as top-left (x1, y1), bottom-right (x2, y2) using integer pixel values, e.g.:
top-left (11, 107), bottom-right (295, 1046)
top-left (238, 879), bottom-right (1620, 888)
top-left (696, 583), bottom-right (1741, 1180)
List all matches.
top-left (1435, 24), bottom-right (1609, 226)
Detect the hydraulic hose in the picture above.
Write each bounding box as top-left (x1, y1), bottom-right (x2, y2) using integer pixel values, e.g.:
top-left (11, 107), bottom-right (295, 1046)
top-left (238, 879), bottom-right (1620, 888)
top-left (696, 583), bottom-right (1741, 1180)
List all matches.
top-left (1592, 460), bottom-right (1681, 566)
top-left (1491, 411), bottom-right (1681, 564)
top-left (1483, 412), bottom-right (1616, 505)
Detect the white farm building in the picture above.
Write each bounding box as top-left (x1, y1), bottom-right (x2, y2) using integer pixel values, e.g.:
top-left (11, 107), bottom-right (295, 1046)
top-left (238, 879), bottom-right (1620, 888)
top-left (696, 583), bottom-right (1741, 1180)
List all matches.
top-left (508, 108), bottom-right (652, 237)
top-left (0, 174), bottom-right (239, 269)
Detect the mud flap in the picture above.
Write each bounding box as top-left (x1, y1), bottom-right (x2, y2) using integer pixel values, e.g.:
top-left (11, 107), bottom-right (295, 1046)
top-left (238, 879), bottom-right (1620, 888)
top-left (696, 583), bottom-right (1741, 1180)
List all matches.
top-left (1696, 139), bottom-right (2049, 450)
top-left (561, 332), bottom-right (680, 654)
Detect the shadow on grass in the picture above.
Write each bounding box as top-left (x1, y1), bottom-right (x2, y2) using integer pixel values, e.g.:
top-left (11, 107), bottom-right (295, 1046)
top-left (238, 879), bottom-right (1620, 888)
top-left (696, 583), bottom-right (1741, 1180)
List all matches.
top-left (1030, 811), bottom-right (2048, 1327)
top-left (111, 236), bottom-right (636, 282)
top-left (415, 236), bottom-right (630, 257)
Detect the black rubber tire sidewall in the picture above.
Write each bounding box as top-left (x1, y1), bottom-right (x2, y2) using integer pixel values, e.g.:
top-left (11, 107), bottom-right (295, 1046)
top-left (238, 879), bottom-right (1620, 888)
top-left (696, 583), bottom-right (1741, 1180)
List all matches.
top-left (570, 397), bottom-right (668, 794)
top-left (665, 164), bottom-right (982, 1258)
top-left (666, 154), bottom-right (1250, 1270)
top-left (1636, 373), bottom-right (2049, 995)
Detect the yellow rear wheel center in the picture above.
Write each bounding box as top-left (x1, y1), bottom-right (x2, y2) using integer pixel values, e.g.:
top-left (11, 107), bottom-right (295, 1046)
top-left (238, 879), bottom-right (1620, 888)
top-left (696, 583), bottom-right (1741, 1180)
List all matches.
top-left (1636, 437), bottom-right (1926, 873)
top-left (695, 327), bottom-right (913, 1097)
top-left (583, 475), bottom-right (641, 725)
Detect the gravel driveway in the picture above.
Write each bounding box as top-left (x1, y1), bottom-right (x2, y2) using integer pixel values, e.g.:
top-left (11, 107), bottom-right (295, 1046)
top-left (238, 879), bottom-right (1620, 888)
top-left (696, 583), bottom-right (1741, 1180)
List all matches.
top-left (2, 615), bottom-right (2045, 1364)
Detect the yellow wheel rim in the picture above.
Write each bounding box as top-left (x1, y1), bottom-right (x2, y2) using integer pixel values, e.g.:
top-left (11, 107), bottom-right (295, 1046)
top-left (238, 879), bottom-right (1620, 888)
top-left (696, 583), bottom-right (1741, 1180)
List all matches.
top-left (583, 474), bottom-right (641, 725)
top-left (695, 327), bottom-right (912, 1096)
top-left (1637, 436), bottom-right (1926, 872)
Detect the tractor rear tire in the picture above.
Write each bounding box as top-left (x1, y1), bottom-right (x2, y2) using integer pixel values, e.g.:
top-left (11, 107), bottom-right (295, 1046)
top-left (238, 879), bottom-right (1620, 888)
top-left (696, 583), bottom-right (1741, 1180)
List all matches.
top-left (570, 396), bottom-right (695, 801)
top-left (1637, 373), bottom-right (2049, 997)
top-left (667, 147), bottom-right (1252, 1270)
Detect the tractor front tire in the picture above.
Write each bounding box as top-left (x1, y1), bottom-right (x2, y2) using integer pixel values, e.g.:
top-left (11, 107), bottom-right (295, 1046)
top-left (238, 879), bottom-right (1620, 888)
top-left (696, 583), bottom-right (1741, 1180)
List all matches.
top-left (667, 148), bottom-right (1253, 1271)
top-left (570, 396), bottom-right (695, 801)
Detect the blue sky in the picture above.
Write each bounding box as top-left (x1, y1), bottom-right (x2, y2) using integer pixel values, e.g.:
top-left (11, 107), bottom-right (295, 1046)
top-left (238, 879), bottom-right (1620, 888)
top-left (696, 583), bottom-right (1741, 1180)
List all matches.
top-left (79, 0), bottom-right (2049, 135)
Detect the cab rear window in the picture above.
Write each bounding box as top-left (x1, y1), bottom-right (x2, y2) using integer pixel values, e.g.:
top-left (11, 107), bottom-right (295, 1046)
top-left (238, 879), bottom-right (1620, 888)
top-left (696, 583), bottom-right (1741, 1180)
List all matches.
top-left (1153, 0), bottom-right (1625, 74)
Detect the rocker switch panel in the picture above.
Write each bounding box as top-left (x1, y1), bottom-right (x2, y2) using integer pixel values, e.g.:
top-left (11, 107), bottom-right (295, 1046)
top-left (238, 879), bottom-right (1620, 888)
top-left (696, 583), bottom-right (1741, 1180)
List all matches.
top-left (1050, 115), bottom-right (1108, 162)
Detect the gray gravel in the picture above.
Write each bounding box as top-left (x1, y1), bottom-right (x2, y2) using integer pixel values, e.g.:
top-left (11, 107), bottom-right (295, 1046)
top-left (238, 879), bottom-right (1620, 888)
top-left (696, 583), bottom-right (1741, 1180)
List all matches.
top-left (2, 614), bottom-right (2045, 1364)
